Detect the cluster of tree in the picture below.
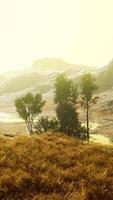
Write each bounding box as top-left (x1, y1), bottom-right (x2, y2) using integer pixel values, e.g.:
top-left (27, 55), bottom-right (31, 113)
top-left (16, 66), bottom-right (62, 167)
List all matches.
top-left (15, 73), bottom-right (97, 141)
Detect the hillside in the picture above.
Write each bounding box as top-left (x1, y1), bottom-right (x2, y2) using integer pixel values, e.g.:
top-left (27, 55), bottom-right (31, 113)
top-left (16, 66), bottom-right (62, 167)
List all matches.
top-left (32, 58), bottom-right (70, 72)
top-left (0, 75), bottom-right (6, 83)
top-left (0, 72), bottom-right (45, 95)
top-left (0, 57), bottom-right (112, 114)
top-left (0, 132), bottom-right (113, 200)
top-left (97, 59), bottom-right (113, 91)
top-left (32, 58), bottom-right (91, 73)
top-left (0, 58), bottom-right (93, 96)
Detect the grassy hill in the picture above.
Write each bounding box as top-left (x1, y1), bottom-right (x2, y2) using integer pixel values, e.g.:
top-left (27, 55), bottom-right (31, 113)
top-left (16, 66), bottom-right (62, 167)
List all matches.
top-left (0, 132), bottom-right (113, 200)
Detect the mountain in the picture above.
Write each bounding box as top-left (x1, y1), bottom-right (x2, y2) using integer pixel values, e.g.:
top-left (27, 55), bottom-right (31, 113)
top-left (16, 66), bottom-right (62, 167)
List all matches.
top-left (0, 75), bottom-right (6, 83)
top-left (32, 58), bottom-right (92, 73)
top-left (0, 57), bottom-right (113, 114)
top-left (96, 59), bottom-right (113, 91)
top-left (32, 58), bottom-right (72, 72)
top-left (0, 72), bottom-right (45, 95)
top-left (0, 58), bottom-right (94, 95)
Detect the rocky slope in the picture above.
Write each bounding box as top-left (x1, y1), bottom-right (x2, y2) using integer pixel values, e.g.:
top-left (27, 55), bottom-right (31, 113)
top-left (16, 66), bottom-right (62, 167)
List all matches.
top-left (0, 57), bottom-right (113, 114)
top-left (0, 58), bottom-right (97, 95)
top-left (96, 59), bottom-right (113, 91)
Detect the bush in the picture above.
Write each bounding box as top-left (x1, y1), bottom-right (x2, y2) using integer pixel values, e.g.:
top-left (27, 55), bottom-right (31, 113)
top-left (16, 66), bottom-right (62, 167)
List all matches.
top-left (35, 116), bottom-right (87, 141)
top-left (35, 116), bottom-right (59, 133)
top-left (77, 125), bottom-right (87, 140)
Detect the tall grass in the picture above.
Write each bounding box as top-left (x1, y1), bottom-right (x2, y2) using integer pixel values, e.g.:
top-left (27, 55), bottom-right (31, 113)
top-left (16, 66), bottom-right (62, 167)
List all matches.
top-left (0, 132), bottom-right (113, 199)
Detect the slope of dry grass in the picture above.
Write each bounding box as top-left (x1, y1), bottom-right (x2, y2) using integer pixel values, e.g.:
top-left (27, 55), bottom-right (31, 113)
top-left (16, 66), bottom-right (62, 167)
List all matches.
top-left (0, 132), bottom-right (113, 200)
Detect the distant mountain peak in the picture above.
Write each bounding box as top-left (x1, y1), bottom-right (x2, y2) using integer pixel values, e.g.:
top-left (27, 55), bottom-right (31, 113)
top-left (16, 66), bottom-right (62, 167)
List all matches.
top-left (32, 57), bottom-right (71, 71)
top-left (32, 57), bottom-right (91, 73)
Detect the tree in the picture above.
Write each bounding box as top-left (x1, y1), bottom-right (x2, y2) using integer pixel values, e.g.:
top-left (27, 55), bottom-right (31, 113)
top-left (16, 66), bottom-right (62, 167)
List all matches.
top-left (15, 93), bottom-right (45, 134)
top-left (54, 74), bottom-right (80, 135)
top-left (80, 73), bottom-right (98, 141)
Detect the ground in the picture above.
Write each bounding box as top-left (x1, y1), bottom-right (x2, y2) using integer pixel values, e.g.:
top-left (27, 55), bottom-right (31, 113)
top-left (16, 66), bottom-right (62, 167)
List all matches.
top-left (0, 132), bottom-right (113, 200)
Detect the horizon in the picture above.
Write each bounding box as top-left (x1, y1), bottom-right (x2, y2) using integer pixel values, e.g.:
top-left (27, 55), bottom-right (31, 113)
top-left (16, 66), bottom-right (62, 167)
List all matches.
top-left (0, 56), bottom-right (104, 75)
top-left (0, 0), bottom-right (113, 72)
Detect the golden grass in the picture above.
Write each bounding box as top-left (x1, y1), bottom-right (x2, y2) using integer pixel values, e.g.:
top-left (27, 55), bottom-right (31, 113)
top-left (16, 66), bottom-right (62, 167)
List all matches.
top-left (0, 132), bottom-right (113, 200)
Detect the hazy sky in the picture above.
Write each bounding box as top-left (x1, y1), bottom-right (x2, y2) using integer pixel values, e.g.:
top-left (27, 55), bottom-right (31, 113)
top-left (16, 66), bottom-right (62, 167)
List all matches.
top-left (0, 0), bottom-right (113, 72)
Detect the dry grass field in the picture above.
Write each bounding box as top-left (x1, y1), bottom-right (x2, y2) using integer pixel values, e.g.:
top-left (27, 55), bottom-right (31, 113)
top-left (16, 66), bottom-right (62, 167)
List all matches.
top-left (0, 132), bottom-right (113, 200)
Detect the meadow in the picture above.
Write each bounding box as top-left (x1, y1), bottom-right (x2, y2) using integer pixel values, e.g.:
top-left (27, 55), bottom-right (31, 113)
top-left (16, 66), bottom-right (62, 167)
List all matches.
top-left (0, 132), bottom-right (113, 200)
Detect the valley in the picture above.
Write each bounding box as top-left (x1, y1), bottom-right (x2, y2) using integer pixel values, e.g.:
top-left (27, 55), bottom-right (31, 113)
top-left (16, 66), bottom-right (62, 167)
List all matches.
top-left (0, 58), bottom-right (113, 145)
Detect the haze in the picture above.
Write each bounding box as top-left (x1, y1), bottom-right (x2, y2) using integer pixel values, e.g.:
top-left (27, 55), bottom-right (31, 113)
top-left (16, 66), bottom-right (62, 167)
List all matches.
top-left (0, 0), bottom-right (113, 72)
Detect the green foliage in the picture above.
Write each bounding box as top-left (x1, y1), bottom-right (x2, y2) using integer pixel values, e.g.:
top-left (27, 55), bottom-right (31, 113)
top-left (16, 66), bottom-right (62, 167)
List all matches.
top-left (54, 74), bottom-right (80, 136)
top-left (35, 116), bottom-right (59, 133)
top-left (80, 73), bottom-right (98, 106)
top-left (54, 74), bottom-right (78, 104)
top-left (78, 125), bottom-right (87, 140)
top-left (56, 102), bottom-right (80, 134)
top-left (15, 93), bottom-right (45, 134)
top-left (80, 73), bottom-right (98, 140)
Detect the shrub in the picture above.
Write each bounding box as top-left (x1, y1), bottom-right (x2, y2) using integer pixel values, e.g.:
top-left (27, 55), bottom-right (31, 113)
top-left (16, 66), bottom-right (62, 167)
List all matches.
top-left (35, 116), bottom-right (59, 133)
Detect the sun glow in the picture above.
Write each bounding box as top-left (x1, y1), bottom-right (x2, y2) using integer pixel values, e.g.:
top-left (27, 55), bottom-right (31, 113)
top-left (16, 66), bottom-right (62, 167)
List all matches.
top-left (0, 0), bottom-right (113, 72)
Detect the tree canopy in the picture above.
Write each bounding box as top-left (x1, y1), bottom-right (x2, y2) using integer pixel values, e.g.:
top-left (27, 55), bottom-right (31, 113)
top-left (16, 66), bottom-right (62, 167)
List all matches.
top-left (15, 93), bottom-right (45, 134)
top-left (54, 74), bottom-right (80, 135)
top-left (80, 73), bottom-right (98, 140)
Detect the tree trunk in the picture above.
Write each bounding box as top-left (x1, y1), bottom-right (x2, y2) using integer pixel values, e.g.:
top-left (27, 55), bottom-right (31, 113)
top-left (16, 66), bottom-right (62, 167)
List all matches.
top-left (30, 122), bottom-right (33, 134)
top-left (27, 121), bottom-right (33, 135)
top-left (27, 122), bottom-right (31, 135)
top-left (86, 100), bottom-right (89, 141)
